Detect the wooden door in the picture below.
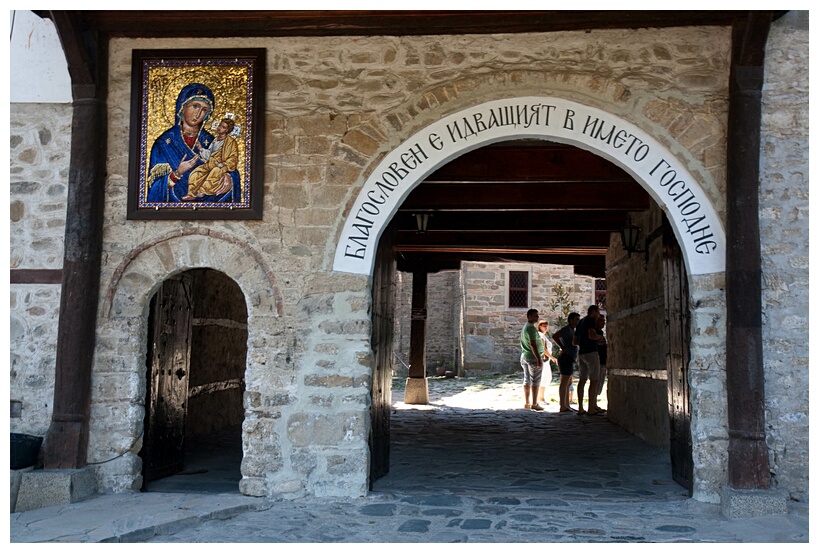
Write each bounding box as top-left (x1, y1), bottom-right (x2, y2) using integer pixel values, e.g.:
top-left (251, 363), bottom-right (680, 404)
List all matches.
top-left (369, 223), bottom-right (396, 485)
top-left (663, 218), bottom-right (693, 494)
top-left (143, 276), bottom-right (192, 484)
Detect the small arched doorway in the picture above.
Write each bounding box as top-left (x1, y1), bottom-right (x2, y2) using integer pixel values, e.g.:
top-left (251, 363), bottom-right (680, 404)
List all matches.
top-left (140, 268), bottom-right (247, 493)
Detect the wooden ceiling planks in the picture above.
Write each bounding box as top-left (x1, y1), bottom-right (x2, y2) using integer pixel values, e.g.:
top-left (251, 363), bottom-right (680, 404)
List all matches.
top-left (47, 10), bottom-right (743, 38)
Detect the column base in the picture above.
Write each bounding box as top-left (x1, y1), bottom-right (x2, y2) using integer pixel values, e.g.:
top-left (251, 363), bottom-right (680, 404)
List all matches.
top-left (720, 486), bottom-right (788, 519)
top-left (13, 467), bottom-right (97, 512)
top-left (404, 377), bottom-right (429, 404)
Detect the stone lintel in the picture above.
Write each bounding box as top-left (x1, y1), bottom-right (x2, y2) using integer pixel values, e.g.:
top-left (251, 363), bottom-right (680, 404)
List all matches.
top-left (404, 377), bottom-right (429, 405)
top-left (720, 486), bottom-right (788, 519)
top-left (13, 467), bottom-right (97, 512)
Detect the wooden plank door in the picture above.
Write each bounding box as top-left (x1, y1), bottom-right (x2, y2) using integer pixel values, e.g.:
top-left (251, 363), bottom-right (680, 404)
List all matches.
top-left (143, 276), bottom-right (192, 484)
top-left (663, 219), bottom-right (693, 494)
top-left (369, 224), bottom-right (396, 485)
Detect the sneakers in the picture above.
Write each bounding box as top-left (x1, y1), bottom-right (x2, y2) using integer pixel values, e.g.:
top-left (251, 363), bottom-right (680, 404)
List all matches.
top-left (530, 404), bottom-right (545, 411)
top-left (524, 403), bottom-right (532, 409)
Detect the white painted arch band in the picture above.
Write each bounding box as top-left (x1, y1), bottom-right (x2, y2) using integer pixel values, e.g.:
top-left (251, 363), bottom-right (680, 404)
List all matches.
top-left (333, 97), bottom-right (725, 276)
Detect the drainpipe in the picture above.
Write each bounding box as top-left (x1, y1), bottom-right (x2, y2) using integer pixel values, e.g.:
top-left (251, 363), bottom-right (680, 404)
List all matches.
top-left (725, 11), bottom-right (773, 490)
top-left (43, 12), bottom-right (108, 469)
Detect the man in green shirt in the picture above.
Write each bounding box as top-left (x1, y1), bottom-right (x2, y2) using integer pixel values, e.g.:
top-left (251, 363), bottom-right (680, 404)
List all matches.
top-left (520, 308), bottom-right (545, 411)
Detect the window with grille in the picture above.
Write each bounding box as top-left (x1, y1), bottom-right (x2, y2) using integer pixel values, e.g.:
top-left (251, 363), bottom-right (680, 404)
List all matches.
top-left (595, 278), bottom-right (607, 311)
top-left (508, 270), bottom-right (529, 308)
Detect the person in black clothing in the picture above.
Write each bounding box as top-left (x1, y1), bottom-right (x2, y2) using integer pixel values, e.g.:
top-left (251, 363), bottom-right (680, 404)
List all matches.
top-left (552, 312), bottom-right (580, 413)
top-left (595, 314), bottom-right (607, 399)
top-left (572, 305), bottom-right (605, 415)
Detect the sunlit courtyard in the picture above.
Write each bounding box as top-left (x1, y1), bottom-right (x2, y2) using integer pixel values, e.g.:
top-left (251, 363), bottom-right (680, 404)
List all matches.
top-left (391, 372), bottom-right (608, 412)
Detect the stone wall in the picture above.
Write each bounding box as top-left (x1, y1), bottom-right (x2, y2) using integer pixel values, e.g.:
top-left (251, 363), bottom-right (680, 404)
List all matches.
top-left (604, 205), bottom-right (671, 448)
top-left (393, 272), bottom-right (412, 374)
top-left (759, 10), bottom-right (809, 502)
top-left (393, 270), bottom-right (459, 375)
top-left (11, 21), bottom-right (808, 503)
top-left (22, 26), bottom-right (737, 498)
top-left (10, 103), bottom-right (72, 437)
top-left (460, 262), bottom-right (594, 374)
top-left (605, 201), bottom-right (732, 502)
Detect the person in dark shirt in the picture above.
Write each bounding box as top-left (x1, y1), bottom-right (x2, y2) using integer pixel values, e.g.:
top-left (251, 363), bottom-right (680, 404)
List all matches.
top-left (572, 305), bottom-right (605, 415)
top-left (595, 315), bottom-right (607, 399)
top-left (552, 312), bottom-right (580, 413)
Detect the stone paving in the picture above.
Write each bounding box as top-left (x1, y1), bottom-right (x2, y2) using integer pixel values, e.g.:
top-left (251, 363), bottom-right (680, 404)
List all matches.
top-left (9, 374), bottom-right (810, 543)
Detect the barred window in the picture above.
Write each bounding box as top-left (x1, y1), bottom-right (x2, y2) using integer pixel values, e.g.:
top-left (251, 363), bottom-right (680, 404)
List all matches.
top-left (595, 278), bottom-right (607, 311)
top-left (508, 270), bottom-right (529, 308)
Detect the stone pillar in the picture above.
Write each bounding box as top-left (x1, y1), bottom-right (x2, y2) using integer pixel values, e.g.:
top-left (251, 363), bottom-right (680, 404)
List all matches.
top-left (405, 270), bottom-right (429, 404)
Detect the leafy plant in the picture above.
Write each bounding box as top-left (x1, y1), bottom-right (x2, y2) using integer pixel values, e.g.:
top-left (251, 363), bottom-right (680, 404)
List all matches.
top-left (549, 282), bottom-right (575, 329)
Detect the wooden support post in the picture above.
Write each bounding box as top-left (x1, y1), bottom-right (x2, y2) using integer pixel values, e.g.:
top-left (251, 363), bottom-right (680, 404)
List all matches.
top-left (405, 270), bottom-right (429, 404)
top-left (43, 12), bottom-right (108, 469)
top-left (408, 270), bottom-right (428, 379)
top-left (725, 11), bottom-right (773, 489)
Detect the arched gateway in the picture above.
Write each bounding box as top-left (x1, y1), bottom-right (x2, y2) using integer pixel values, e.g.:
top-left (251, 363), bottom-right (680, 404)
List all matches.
top-left (333, 96), bottom-right (728, 500)
top-left (334, 97), bottom-right (725, 277)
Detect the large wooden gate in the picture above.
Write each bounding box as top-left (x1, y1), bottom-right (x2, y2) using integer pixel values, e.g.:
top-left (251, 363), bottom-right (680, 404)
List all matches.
top-left (369, 223), bottom-right (396, 485)
top-left (663, 218), bottom-right (693, 493)
top-left (142, 275), bottom-right (192, 484)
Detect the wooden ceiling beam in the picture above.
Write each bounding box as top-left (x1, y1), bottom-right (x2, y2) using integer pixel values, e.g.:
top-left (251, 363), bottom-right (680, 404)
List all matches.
top-left (396, 230), bottom-right (613, 249)
top-left (400, 182), bottom-right (650, 211)
top-left (397, 252), bottom-right (607, 277)
top-left (397, 246), bottom-right (608, 256)
top-left (393, 210), bottom-right (630, 231)
top-left (42, 11), bottom-right (744, 39)
top-left (426, 143), bottom-right (634, 182)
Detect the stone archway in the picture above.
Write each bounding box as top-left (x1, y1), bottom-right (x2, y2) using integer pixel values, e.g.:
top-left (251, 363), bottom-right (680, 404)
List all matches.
top-left (140, 268), bottom-right (247, 493)
top-left (90, 232), bottom-right (283, 495)
top-left (334, 96), bottom-right (729, 502)
top-left (333, 96), bottom-right (725, 278)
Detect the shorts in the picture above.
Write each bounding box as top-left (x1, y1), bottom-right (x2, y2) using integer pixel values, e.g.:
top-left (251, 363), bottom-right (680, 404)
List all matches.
top-left (578, 351), bottom-right (601, 381)
top-left (520, 355), bottom-right (543, 387)
top-left (558, 354), bottom-right (576, 376)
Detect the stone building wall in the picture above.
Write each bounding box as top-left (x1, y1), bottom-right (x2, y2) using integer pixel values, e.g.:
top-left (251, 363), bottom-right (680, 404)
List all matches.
top-left (9, 103), bottom-right (72, 437)
top-left (605, 205), bottom-right (671, 448)
top-left (758, 11), bottom-right (809, 502)
top-left (393, 272), bottom-right (412, 373)
top-left (393, 270), bottom-right (459, 375)
top-left (427, 271), bottom-right (461, 370)
top-left (21, 27), bottom-right (737, 499)
top-left (10, 20), bottom-right (808, 503)
top-left (605, 201), bottom-right (732, 502)
top-left (459, 261), bottom-right (594, 374)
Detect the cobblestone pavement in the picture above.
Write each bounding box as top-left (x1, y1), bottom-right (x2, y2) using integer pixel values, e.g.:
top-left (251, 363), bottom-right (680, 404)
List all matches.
top-left (9, 374), bottom-right (810, 543)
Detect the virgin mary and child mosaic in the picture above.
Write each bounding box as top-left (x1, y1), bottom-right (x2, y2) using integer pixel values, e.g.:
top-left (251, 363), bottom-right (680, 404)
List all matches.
top-left (128, 50), bottom-right (264, 220)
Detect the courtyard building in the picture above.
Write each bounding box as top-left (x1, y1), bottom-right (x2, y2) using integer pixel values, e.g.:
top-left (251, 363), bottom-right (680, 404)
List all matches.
top-left (9, 10), bottom-right (808, 518)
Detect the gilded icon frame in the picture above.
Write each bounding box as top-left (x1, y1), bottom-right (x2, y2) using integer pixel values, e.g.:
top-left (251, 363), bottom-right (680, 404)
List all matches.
top-left (127, 49), bottom-right (265, 220)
